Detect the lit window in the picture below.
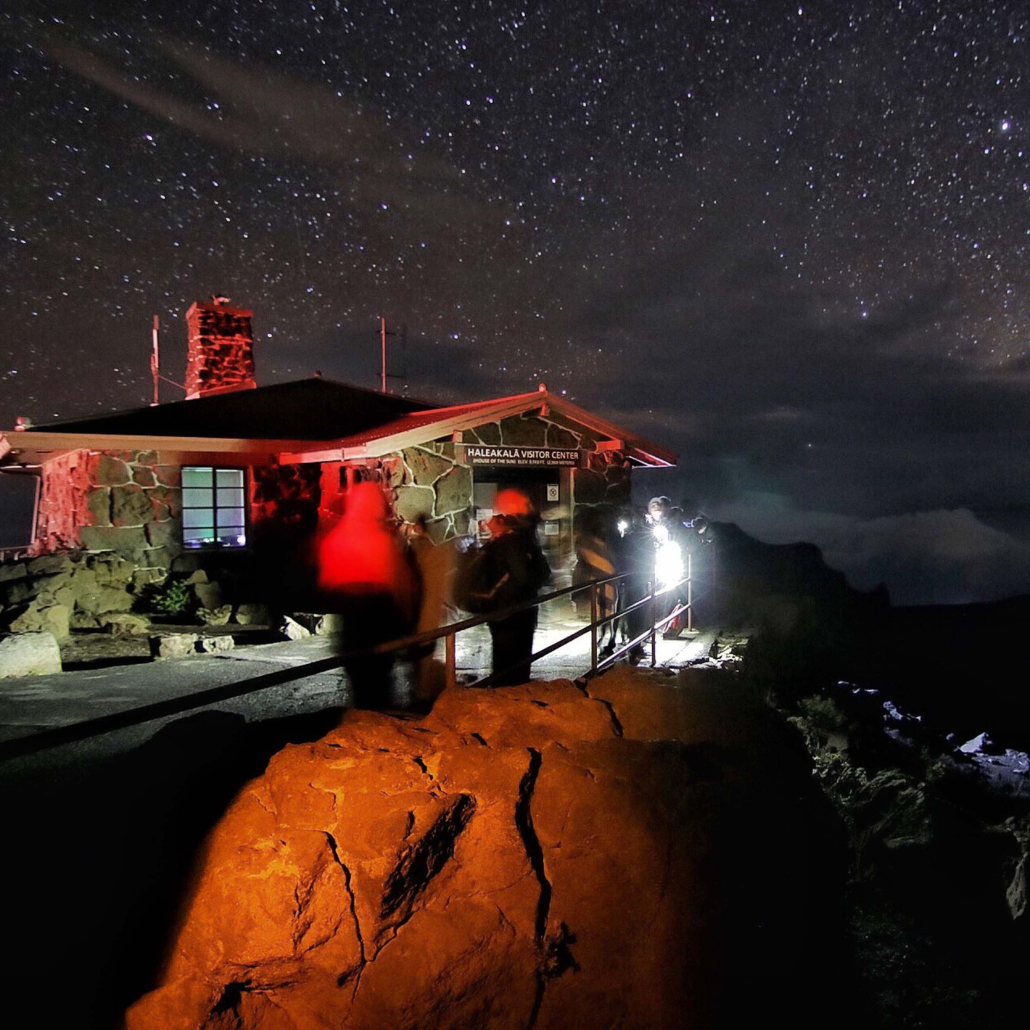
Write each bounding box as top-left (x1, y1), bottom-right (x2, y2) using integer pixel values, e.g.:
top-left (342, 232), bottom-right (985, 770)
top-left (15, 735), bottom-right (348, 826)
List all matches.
top-left (181, 467), bottom-right (247, 548)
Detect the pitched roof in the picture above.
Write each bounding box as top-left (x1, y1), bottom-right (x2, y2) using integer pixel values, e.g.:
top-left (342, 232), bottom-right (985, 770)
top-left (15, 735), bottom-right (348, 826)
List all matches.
top-left (28, 377), bottom-right (432, 440)
top-left (281, 389), bottom-right (677, 467)
top-left (2, 382), bottom-right (676, 469)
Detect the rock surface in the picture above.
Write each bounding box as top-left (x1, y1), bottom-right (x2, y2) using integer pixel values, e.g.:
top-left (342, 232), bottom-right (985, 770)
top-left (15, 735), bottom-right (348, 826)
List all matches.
top-left (127, 670), bottom-right (845, 1029)
top-left (0, 631), bottom-right (62, 678)
top-left (150, 634), bottom-right (200, 660)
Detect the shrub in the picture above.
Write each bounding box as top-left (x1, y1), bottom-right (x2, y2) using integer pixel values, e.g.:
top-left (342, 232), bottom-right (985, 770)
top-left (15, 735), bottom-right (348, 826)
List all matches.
top-left (142, 576), bottom-right (195, 618)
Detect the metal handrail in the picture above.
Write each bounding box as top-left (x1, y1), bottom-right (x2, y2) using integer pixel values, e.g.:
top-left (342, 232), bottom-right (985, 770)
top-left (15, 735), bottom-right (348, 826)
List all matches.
top-left (0, 560), bottom-right (693, 761)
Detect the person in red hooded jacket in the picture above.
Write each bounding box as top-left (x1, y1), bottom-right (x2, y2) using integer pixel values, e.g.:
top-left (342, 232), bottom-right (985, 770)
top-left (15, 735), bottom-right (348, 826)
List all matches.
top-left (317, 481), bottom-right (420, 709)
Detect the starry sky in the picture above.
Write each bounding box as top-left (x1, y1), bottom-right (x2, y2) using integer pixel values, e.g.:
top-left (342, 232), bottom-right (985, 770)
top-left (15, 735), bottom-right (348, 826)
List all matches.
top-left (4, 0), bottom-right (1030, 604)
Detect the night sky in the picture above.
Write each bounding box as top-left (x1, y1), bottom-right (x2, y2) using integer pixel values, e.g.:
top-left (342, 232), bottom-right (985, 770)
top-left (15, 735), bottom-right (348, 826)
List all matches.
top-left (4, 0), bottom-right (1030, 604)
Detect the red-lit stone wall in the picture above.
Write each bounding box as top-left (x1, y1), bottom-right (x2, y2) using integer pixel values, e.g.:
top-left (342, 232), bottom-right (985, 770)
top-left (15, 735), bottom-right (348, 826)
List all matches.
top-left (0, 449), bottom-right (185, 635)
top-left (31, 449), bottom-right (182, 567)
top-left (250, 462), bottom-right (322, 530)
top-left (185, 301), bottom-right (256, 398)
top-left (31, 449), bottom-right (93, 556)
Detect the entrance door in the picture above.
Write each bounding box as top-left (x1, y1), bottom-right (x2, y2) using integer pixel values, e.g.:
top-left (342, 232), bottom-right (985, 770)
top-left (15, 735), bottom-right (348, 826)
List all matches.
top-left (471, 467), bottom-right (570, 570)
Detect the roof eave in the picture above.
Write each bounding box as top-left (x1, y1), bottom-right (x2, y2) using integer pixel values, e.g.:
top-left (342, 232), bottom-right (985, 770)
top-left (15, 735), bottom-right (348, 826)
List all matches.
top-left (0, 431), bottom-right (341, 466)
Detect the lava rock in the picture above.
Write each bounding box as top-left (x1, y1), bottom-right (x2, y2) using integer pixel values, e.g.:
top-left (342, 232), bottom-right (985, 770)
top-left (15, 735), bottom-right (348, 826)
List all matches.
top-left (279, 615), bottom-right (311, 640)
top-left (0, 631), bottom-right (62, 678)
top-left (101, 614), bottom-right (151, 636)
top-left (197, 605), bottom-right (232, 626)
top-left (196, 635), bottom-right (234, 654)
top-left (126, 671), bottom-right (847, 1030)
top-left (234, 603), bottom-right (270, 626)
top-left (150, 634), bottom-right (197, 660)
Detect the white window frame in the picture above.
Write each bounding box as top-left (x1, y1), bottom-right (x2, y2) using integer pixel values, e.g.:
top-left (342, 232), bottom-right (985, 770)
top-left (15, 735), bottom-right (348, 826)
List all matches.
top-left (181, 466), bottom-right (248, 549)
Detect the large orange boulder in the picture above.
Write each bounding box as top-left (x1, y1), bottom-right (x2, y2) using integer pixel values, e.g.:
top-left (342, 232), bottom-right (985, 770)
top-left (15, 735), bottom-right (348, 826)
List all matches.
top-left (126, 669), bottom-right (843, 1029)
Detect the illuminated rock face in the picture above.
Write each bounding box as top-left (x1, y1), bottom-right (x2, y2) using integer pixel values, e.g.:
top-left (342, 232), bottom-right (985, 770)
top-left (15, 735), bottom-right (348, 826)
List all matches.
top-left (126, 671), bottom-right (840, 1029)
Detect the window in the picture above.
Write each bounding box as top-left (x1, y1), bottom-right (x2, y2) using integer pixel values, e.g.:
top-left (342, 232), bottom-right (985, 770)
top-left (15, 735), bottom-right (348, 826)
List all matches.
top-left (0, 468), bottom-right (41, 553)
top-left (181, 467), bottom-right (247, 548)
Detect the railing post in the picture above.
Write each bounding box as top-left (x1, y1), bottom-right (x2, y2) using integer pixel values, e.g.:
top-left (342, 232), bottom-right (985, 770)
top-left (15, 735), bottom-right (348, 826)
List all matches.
top-left (590, 580), bottom-right (598, 673)
top-left (445, 631), bottom-right (456, 690)
top-left (687, 551), bottom-right (693, 634)
top-left (650, 577), bottom-right (657, 666)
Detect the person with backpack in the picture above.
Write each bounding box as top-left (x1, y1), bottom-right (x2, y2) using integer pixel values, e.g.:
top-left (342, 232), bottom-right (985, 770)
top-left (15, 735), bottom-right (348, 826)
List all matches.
top-left (467, 489), bottom-right (551, 686)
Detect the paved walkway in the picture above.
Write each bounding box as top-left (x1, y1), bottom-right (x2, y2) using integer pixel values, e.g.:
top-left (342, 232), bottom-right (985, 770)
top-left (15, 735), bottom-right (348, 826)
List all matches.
top-left (0, 596), bottom-right (716, 755)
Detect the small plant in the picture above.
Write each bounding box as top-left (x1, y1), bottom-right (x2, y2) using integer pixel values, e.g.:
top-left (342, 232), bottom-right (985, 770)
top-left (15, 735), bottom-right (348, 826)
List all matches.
top-left (143, 576), bottom-right (195, 618)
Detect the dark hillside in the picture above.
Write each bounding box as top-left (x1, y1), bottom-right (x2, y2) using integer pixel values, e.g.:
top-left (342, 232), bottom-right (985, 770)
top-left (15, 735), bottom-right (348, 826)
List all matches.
top-left (707, 522), bottom-right (1030, 751)
top-left (885, 596), bottom-right (1030, 751)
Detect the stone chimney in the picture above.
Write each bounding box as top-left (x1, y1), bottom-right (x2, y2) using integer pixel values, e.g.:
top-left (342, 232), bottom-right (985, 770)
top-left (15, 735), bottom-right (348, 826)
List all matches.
top-left (184, 295), bottom-right (256, 399)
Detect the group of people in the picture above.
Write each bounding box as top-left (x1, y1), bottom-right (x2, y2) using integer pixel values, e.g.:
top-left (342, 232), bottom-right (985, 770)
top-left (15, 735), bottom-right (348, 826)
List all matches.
top-left (572, 495), bottom-right (708, 662)
top-left (315, 482), bottom-right (551, 710)
top-left (315, 481), bottom-right (706, 710)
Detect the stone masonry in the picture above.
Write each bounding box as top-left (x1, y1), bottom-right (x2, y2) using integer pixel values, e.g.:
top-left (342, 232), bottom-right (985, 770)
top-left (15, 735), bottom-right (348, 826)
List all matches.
top-left (185, 300), bottom-right (256, 398)
top-left (1, 449), bottom-right (182, 636)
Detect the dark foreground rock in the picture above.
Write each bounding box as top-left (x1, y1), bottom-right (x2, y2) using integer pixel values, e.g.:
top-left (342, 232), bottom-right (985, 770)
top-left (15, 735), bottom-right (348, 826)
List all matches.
top-left (127, 669), bottom-right (849, 1030)
top-left (787, 691), bottom-right (1029, 1026)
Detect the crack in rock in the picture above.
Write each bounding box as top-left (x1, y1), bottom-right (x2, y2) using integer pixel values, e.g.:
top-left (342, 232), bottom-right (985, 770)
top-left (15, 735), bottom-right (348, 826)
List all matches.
top-left (470, 732), bottom-right (489, 748)
top-left (412, 755), bottom-right (433, 780)
top-left (325, 832), bottom-right (367, 995)
top-left (515, 748), bottom-right (551, 943)
top-left (597, 698), bottom-right (624, 737)
top-left (514, 748), bottom-right (580, 1030)
top-left (528, 923), bottom-right (580, 1030)
top-left (380, 793), bottom-right (476, 928)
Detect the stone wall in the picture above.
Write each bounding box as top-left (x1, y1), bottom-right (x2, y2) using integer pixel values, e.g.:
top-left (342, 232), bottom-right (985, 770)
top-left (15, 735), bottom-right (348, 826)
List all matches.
top-left (1, 449), bottom-right (183, 635)
top-left (30, 449), bottom-right (92, 555)
top-left (1, 552), bottom-right (144, 637)
top-left (251, 462), bottom-right (322, 532)
top-left (376, 442), bottom-right (474, 544)
top-left (462, 411), bottom-right (633, 522)
top-left (30, 448), bottom-right (182, 567)
top-left (78, 451), bottom-right (183, 568)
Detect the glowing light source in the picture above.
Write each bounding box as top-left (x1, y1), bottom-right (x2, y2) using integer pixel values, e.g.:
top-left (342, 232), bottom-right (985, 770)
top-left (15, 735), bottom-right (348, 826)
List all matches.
top-left (655, 539), bottom-right (684, 589)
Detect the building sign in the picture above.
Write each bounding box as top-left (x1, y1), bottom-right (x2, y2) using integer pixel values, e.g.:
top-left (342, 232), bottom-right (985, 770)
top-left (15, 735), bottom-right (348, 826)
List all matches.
top-left (462, 445), bottom-right (581, 467)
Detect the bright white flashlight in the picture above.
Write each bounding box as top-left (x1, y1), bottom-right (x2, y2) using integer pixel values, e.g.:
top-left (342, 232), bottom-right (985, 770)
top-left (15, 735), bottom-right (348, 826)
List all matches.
top-left (655, 539), bottom-right (684, 589)
top-left (617, 518), bottom-right (629, 537)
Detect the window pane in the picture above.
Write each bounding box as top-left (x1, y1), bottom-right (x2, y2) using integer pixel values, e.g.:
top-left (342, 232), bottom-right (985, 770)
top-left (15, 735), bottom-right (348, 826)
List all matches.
top-left (0, 471), bottom-right (40, 549)
top-left (182, 487), bottom-right (214, 508)
top-left (182, 467), bottom-right (213, 487)
top-left (216, 487), bottom-right (245, 508)
top-left (183, 510), bottom-right (215, 529)
top-left (181, 467), bottom-right (247, 548)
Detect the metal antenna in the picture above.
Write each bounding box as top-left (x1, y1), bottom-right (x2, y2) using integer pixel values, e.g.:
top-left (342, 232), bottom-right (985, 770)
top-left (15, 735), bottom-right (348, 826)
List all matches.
top-left (150, 315), bottom-right (160, 406)
top-left (378, 317), bottom-right (407, 392)
top-left (149, 313), bottom-right (185, 399)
